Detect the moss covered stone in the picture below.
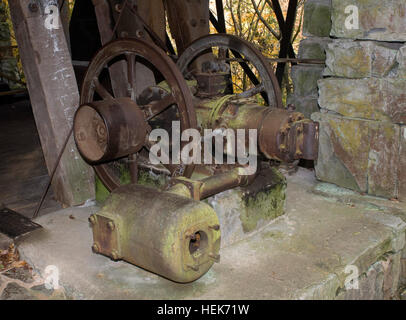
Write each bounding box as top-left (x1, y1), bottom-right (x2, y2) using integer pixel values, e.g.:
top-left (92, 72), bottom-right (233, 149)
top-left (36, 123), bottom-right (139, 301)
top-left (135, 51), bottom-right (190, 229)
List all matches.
top-left (313, 112), bottom-right (370, 192)
top-left (324, 40), bottom-right (400, 78)
top-left (397, 46), bottom-right (406, 79)
top-left (207, 167), bottom-right (286, 247)
top-left (291, 64), bottom-right (324, 98)
top-left (399, 126), bottom-right (406, 201)
top-left (288, 96), bottom-right (320, 119)
top-left (331, 0), bottom-right (406, 41)
top-left (318, 78), bottom-right (406, 124)
top-left (240, 172), bottom-right (286, 233)
top-left (367, 122), bottom-right (401, 198)
top-left (303, 0), bottom-right (332, 38)
top-left (298, 37), bottom-right (332, 60)
top-left (312, 112), bottom-right (402, 198)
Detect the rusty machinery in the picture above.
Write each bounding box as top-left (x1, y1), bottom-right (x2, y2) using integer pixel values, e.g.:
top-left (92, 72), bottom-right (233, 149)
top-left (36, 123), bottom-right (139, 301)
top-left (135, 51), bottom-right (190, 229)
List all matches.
top-left (72, 0), bottom-right (319, 283)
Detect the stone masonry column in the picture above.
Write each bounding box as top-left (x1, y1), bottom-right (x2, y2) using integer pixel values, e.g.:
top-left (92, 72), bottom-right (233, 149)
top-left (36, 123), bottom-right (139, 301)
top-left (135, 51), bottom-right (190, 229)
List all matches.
top-left (289, 0), bottom-right (332, 119)
top-left (312, 0), bottom-right (405, 201)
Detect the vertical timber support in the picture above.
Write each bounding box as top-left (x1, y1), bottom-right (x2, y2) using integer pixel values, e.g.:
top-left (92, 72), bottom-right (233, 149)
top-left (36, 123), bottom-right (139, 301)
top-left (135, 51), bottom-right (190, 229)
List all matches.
top-left (58, 0), bottom-right (71, 52)
top-left (9, 0), bottom-right (95, 206)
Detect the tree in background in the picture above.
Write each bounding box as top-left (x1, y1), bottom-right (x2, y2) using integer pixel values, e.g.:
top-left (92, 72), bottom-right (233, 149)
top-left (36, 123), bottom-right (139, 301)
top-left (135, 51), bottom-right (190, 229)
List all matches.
top-left (2, 0), bottom-right (304, 101)
top-left (0, 0), bottom-right (23, 89)
top-left (212, 0), bottom-right (305, 103)
top-left (0, 0), bottom-right (75, 90)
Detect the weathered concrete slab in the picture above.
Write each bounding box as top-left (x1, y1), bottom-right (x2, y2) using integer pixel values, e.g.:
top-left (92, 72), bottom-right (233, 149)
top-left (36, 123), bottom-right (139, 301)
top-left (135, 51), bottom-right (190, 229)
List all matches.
top-left (318, 78), bottom-right (406, 124)
top-left (331, 0), bottom-right (406, 42)
top-left (16, 169), bottom-right (406, 299)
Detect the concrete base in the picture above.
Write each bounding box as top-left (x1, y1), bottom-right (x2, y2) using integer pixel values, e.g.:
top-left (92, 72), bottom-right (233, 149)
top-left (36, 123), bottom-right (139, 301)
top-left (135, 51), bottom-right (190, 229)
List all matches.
top-left (12, 168), bottom-right (406, 300)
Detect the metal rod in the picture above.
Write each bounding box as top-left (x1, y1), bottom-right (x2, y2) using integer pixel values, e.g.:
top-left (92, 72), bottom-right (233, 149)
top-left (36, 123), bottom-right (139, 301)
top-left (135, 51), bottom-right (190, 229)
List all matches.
top-left (267, 58), bottom-right (325, 64)
top-left (0, 89), bottom-right (27, 97)
top-left (32, 127), bottom-right (73, 219)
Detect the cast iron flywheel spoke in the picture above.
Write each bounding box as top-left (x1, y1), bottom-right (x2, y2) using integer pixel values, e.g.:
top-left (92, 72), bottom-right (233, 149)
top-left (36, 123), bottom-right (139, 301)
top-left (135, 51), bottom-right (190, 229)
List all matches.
top-left (93, 77), bottom-right (114, 100)
top-left (125, 53), bottom-right (136, 100)
top-left (81, 38), bottom-right (197, 191)
top-left (235, 82), bottom-right (265, 99)
top-left (146, 94), bottom-right (177, 120)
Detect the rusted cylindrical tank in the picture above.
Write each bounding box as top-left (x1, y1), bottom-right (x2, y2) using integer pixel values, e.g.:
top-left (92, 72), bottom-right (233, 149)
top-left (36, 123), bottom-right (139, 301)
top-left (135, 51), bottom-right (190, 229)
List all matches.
top-left (90, 184), bottom-right (221, 283)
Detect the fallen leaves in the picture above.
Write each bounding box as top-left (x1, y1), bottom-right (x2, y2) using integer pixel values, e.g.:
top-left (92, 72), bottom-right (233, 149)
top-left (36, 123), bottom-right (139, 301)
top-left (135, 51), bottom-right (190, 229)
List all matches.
top-left (0, 243), bottom-right (29, 271)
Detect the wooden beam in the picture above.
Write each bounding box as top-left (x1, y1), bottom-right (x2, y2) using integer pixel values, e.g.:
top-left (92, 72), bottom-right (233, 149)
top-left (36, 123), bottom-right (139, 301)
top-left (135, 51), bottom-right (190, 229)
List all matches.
top-left (58, 0), bottom-right (71, 53)
top-left (8, 0), bottom-right (95, 206)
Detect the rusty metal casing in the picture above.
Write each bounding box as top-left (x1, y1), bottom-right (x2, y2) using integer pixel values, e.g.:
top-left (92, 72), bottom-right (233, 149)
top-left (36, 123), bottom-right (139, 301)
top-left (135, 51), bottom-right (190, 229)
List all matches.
top-left (90, 184), bottom-right (221, 283)
top-left (195, 98), bottom-right (319, 163)
top-left (74, 98), bottom-right (148, 164)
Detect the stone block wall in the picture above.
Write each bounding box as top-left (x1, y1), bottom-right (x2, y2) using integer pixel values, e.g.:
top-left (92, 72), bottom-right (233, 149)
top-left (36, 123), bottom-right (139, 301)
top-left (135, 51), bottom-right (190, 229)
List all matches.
top-left (303, 0), bottom-right (406, 200)
top-left (289, 0), bottom-right (332, 118)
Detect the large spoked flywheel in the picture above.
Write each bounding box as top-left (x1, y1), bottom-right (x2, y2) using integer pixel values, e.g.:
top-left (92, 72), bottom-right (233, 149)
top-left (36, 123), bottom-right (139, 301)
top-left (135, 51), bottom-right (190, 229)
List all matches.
top-left (177, 34), bottom-right (283, 108)
top-left (78, 38), bottom-right (197, 191)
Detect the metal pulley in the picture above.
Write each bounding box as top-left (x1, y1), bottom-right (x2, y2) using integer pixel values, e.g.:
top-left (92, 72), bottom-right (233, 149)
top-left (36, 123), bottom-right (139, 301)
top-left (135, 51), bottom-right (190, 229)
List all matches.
top-left (74, 98), bottom-right (148, 164)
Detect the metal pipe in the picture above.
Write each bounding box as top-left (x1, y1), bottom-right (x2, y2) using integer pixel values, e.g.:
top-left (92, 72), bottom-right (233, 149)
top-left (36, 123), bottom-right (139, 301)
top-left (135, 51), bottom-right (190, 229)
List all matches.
top-left (168, 167), bottom-right (257, 201)
top-left (199, 168), bottom-right (254, 199)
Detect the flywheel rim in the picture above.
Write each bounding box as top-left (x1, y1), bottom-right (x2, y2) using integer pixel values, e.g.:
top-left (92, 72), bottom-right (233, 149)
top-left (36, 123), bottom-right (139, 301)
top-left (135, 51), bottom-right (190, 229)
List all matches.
top-left (80, 38), bottom-right (197, 192)
top-left (176, 33), bottom-right (283, 108)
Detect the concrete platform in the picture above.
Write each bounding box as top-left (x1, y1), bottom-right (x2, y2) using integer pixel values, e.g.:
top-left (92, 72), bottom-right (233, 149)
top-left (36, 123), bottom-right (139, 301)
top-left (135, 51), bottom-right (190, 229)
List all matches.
top-left (11, 168), bottom-right (406, 300)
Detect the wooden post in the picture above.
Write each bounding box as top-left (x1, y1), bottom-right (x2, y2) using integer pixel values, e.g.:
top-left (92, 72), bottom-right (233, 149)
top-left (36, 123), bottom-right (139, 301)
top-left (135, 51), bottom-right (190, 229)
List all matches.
top-left (8, 0), bottom-right (95, 206)
top-left (58, 0), bottom-right (71, 52)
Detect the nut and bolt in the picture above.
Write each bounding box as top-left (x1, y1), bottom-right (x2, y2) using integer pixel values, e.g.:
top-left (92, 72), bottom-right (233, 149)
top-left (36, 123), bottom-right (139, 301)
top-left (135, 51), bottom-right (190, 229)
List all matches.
top-left (28, 2), bottom-right (39, 12)
top-left (89, 215), bottom-right (97, 225)
top-left (92, 243), bottom-right (100, 253)
top-left (111, 250), bottom-right (120, 260)
top-left (209, 224), bottom-right (220, 231)
top-left (115, 3), bottom-right (123, 12)
top-left (135, 30), bottom-right (144, 38)
top-left (107, 221), bottom-right (115, 231)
